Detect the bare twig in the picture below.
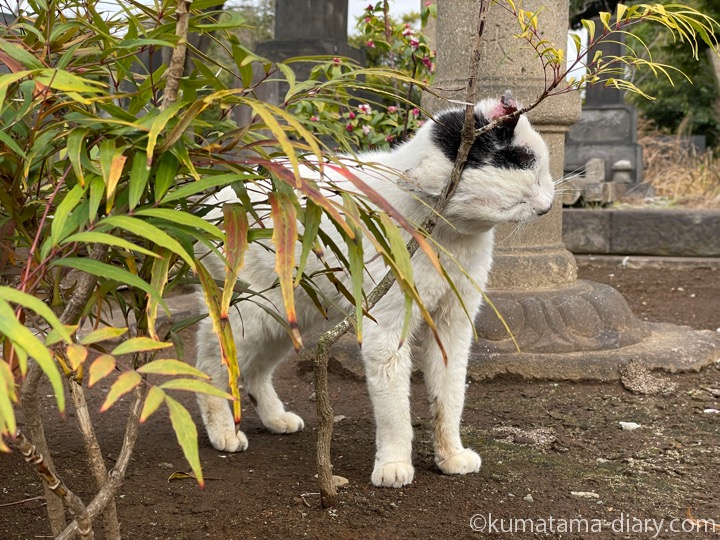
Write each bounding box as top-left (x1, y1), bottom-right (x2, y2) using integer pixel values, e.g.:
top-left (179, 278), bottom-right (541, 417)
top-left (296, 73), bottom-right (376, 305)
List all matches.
top-left (162, 0), bottom-right (192, 110)
top-left (313, 0), bottom-right (491, 508)
top-left (0, 495), bottom-right (45, 508)
top-left (9, 431), bottom-right (94, 539)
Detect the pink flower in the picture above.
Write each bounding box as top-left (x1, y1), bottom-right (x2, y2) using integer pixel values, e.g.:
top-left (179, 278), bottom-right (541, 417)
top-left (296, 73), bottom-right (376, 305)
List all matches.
top-left (387, 106), bottom-right (397, 113)
top-left (422, 56), bottom-right (432, 69)
top-left (412, 108), bottom-right (420, 117)
top-left (366, 4), bottom-right (373, 10)
top-left (346, 123), bottom-right (354, 132)
top-left (366, 39), bottom-right (375, 48)
top-left (365, 16), bottom-right (372, 23)
top-left (358, 103), bottom-right (372, 114)
top-left (385, 135), bottom-right (395, 143)
top-left (310, 116), bottom-right (319, 122)
top-left (425, 1), bottom-right (432, 5)
top-left (417, 120), bottom-right (425, 127)
top-left (332, 57), bottom-right (341, 64)
top-left (362, 125), bottom-right (371, 135)
top-left (410, 37), bottom-right (420, 49)
top-left (348, 111), bottom-right (356, 119)
top-left (402, 27), bottom-right (414, 37)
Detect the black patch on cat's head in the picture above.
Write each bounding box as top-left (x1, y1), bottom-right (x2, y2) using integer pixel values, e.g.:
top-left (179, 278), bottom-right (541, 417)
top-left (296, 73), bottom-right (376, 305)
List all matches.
top-left (430, 109), bottom-right (537, 171)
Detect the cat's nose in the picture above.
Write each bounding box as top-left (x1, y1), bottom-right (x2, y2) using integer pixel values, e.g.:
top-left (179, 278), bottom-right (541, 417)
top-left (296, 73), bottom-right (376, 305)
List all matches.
top-left (535, 204), bottom-right (552, 216)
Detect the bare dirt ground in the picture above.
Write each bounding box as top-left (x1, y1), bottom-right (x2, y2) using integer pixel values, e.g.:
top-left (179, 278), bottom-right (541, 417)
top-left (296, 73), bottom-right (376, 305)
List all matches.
top-left (1, 263), bottom-right (719, 539)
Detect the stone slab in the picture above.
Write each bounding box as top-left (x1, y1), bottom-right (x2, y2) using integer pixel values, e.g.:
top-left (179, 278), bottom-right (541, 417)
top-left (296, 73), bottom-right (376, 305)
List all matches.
top-left (563, 209), bottom-right (720, 257)
top-left (566, 106), bottom-right (638, 144)
top-left (565, 143), bottom-right (644, 184)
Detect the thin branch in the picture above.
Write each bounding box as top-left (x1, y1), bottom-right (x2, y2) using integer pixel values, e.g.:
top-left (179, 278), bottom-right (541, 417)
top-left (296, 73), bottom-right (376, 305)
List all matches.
top-left (313, 0), bottom-right (491, 508)
top-left (20, 364), bottom-right (67, 536)
top-left (56, 385), bottom-right (148, 540)
top-left (69, 380), bottom-right (120, 540)
top-left (9, 431), bottom-right (94, 540)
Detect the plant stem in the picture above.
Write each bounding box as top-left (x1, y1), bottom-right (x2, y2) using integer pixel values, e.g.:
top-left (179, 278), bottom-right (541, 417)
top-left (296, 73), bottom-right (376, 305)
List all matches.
top-left (313, 0), bottom-right (490, 508)
top-left (162, 0), bottom-right (192, 110)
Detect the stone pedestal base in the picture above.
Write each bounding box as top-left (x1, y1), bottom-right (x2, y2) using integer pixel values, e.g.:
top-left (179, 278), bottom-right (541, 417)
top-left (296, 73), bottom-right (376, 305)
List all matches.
top-left (470, 279), bottom-right (720, 380)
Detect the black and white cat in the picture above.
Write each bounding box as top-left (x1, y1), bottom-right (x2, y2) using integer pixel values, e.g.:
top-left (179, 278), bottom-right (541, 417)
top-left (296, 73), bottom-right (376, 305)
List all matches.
top-left (194, 94), bottom-right (553, 488)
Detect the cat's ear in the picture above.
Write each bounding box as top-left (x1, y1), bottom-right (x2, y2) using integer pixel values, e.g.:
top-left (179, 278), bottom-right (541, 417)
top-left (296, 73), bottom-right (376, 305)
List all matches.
top-left (488, 91), bottom-right (520, 131)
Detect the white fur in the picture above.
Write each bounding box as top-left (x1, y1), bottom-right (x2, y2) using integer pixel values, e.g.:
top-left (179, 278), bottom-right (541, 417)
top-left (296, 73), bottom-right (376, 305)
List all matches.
top-left (193, 98), bottom-right (553, 487)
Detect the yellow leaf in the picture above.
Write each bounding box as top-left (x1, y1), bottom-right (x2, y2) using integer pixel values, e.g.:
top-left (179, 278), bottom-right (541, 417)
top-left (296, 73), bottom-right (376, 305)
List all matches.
top-left (100, 371), bottom-right (141, 411)
top-left (88, 354), bottom-right (116, 387)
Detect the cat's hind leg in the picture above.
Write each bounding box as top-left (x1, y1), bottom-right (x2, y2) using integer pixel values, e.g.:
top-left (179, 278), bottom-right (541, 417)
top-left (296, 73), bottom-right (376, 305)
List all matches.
top-left (418, 305), bottom-right (481, 476)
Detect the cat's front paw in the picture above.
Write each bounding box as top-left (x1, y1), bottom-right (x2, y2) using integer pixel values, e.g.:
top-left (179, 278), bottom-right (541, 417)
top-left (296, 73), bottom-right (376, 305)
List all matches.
top-left (262, 411), bottom-right (305, 434)
top-left (371, 461), bottom-right (415, 488)
top-left (437, 448), bottom-right (482, 475)
top-left (207, 427), bottom-right (249, 453)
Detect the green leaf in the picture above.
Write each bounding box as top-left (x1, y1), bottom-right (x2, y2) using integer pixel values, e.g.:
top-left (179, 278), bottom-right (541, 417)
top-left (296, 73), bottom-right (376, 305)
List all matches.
top-left (140, 385), bottom-right (165, 423)
top-left (153, 152), bottom-right (179, 201)
top-left (111, 337), bottom-right (173, 356)
top-left (133, 208), bottom-right (224, 240)
top-left (146, 248), bottom-right (171, 340)
top-left (98, 215), bottom-right (195, 269)
top-left (62, 231), bottom-right (162, 259)
top-left (88, 175), bottom-right (104, 223)
top-left (0, 287), bottom-right (73, 344)
top-left (100, 371), bottom-right (142, 411)
top-left (45, 325), bottom-right (78, 347)
top-left (161, 172), bottom-right (257, 204)
top-left (0, 130), bottom-right (27, 159)
top-left (0, 300), bottom-right (64, 413)
top-left (67, 127), bottom-right (90, 186)
top-left (160, 378), bottom-right (233, 400)
top-left (220, 203), bottom-right (248, 317)
top-left (295, 201), bottom-right (322, 287)
top-left (195, 262), bottom-right (242, 424)
top-left (137, 359), bottom-right (210, 379)
top-left (165, 395), bottom-right (204, 487)
top-left (88, 354), bottom-right (116, 387)
top-left (35, 69), bottom-right (106, 93)
top-left (80, 327), bottom-right (128, 345)
top-left (0, 71), bottom-right (33, 93)
top-left (0, 39), bottom-right (43, 69)
top-left (129, 151), bottom-right (150, 210)
top-left (50, 183), bottom-right (86, 246)
top-left (146, 103), bottom-right (184, 165)
top-left (54, 257), bottom-right (166, 306)
top-left (269, 192), bottom-right (302, 349)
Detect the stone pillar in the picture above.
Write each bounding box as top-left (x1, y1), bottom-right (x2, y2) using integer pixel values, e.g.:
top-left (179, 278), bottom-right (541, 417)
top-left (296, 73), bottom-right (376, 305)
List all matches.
top-left (426, 0), bottom-right (720, 380)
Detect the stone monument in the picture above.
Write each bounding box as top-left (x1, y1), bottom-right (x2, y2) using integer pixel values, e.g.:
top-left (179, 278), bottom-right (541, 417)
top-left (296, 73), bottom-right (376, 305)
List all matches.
top-left (563, 17), bottom-right (651, 205)
top-left (427, 0), bottom-right (720, 380)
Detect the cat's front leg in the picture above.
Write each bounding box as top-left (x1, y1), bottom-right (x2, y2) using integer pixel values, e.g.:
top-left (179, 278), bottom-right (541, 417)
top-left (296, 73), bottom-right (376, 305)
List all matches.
top-left (195, 318), bottom-right (249, 452)
top-left (362, 319), bottom-right (415, 488)
top-left (419, 309), bottom-right (481, 476)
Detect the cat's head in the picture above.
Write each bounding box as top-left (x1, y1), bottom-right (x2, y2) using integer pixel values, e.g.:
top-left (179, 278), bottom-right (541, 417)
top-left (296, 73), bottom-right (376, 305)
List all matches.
top-left (404, 93), bottom-right (553, 229)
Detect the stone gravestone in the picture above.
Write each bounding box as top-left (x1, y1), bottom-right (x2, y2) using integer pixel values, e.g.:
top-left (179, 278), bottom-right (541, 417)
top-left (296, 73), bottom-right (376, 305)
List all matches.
top-left (253, 0), bottom-right (363, 103)
top-left (563, 17), bottom-right (650, 205)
